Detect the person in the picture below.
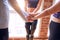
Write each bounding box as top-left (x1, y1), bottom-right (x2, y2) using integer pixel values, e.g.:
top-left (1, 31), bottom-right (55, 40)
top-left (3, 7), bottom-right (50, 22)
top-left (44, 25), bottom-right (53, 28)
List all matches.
top-left (32, 0), bottom-right (60, 40)
top-left (0, 0), bottom-right (27, 40)
top-left (24, 0), bottom-right (43, 40)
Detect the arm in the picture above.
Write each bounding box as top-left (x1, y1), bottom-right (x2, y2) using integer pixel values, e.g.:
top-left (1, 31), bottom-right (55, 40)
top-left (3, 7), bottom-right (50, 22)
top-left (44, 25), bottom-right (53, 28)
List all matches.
top-left (24, 0), bottom-right (28, 13)
top-left (32, 0), bottom-right (43, 13)
top-left (8, 0), bottom-right (27, 21)
top-left (24, 0), bottom-right (30, 17)
top-left (34, 1), bottom-right (60, 19)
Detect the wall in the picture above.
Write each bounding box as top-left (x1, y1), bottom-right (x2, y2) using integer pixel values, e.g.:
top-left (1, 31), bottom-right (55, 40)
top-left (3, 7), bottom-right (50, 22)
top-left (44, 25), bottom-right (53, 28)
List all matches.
top-left (39, 0), bottom-right (53, 40)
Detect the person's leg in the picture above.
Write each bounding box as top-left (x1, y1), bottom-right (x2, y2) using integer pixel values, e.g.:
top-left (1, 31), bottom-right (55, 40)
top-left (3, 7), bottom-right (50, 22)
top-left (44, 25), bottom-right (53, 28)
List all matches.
top-left (0, 32), bottom-right (3, 40)
top-left (25, 22), bottom-right (31, 40)
top-left (0, 37), bottom-right (3, 40)
top-left (49, 21), bottom-right (60, 40)
top-left (0, 28), bottom-right (8, 40)
top-left (3, 28), bottom-right (8, 40)
top-left (30, 20), bottom-right (37, 40)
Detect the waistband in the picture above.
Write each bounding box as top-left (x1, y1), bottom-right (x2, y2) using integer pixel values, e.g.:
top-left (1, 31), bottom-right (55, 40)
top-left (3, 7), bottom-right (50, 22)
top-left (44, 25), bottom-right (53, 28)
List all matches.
top-left (51, 16), bottom-right (60, 23)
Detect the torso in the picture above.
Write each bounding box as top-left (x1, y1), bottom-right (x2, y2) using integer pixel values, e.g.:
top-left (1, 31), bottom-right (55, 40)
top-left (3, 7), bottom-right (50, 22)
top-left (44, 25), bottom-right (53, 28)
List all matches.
top-left (51, 16), bottom-right (60, 23)
top-left (51, 0), bottom-right (60, 23)
top-left (27, 0), bottom-right (39, 13)
top-left (28, 0), bottom-right (39, 8)
top-left (26, 0), bottom-right (39, 22)
top-left (0, 0), bottom-right (9, 29)
top-left (52, 12), bottom-right (60, 23)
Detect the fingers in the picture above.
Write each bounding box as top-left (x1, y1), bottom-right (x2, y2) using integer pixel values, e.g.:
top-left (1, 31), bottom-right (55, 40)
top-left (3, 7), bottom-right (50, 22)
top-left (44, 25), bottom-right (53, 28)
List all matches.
top-left (26, 12), bottom-right (38, 22)
top-left (26, 15), bottom-right (37, 21)
top-left (31, 17), bottom-right (37, 20)
top-left (26, 15), bottom-right (33, 22)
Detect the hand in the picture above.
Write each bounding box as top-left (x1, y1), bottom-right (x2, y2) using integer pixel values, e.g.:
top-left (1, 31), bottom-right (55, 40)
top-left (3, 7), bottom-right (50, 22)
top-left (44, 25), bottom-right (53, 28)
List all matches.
top-left (27, 14), bottom-right (37, 21)
top-left (31, 16), bottom-right (37, 20)
top-left (26, 14), bottom-right (33, 22)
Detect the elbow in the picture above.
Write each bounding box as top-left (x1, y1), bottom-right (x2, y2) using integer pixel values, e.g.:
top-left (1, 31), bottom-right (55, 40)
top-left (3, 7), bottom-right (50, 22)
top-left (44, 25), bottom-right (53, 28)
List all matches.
top-left (8, 0), bottom-right (14, 4)
top-left (8, 0), bottom-right (12, 4)
top-left (8, 0), bottom-right (10, 2)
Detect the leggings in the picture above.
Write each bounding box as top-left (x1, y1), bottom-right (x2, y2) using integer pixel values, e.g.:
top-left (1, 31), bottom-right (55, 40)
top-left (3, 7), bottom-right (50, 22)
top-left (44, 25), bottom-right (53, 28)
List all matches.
top-left (0, 28), bottom-right (8, 40)
top-left (25, 20), bottom-right (37, 37)
top-left (49, 21), bottom-right (60, 40)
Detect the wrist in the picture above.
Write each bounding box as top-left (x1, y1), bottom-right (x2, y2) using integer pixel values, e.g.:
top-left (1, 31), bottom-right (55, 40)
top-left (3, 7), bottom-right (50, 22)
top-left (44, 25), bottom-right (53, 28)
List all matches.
top-left (35, 15), bottom-right (37, 18)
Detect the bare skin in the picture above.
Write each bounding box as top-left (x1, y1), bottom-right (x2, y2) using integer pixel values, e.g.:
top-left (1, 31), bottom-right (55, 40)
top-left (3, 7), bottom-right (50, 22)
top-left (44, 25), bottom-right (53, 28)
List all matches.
top-left (24, 0), bottom-right (43, 22)
top-left (8, 0), bottom-right (27, 21)
top-left (32, 1), bottom-right (60, 20)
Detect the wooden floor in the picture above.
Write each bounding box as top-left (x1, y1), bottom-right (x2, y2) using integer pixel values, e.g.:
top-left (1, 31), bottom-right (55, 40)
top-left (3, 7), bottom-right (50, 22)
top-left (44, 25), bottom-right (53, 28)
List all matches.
top-left (9, 38), bottom-right (48, 40)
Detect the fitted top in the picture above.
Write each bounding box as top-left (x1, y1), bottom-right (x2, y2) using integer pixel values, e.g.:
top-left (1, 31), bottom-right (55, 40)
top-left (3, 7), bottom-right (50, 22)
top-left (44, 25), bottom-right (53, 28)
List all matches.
top-left (0, 0), bottom-right (9, 29)
top-left (53, 12), bottom-right (60, 19)
top-left (28, 0), bottom-right (39, 8)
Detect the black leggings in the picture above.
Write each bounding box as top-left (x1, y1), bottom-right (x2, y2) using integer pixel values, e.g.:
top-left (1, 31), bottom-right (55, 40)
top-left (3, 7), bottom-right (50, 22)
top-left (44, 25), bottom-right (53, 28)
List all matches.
top-left (25, 20), bottom-right (37, 36)
top-left (0, 28), bottom-right (8, 40)
top-left (49, 21), bottom-right (60, 40)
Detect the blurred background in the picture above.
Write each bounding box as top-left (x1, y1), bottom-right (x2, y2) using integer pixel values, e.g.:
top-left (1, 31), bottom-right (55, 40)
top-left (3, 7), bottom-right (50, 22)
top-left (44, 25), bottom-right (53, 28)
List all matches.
top-left (8, 0), bottom-right (57, 40)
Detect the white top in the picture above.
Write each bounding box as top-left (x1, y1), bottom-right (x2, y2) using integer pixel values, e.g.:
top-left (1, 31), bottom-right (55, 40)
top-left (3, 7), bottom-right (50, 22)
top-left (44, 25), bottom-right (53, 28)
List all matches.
top-left (53, 0), bottom-right (60, 4)
top-left (0, 0), bottom-right (9, 29)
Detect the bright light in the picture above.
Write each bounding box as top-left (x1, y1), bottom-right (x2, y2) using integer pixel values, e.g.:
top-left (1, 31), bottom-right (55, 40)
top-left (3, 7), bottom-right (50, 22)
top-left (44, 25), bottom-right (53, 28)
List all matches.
top-left (16, 0), bottom-right (25, 11)
top-left (9, 0), bottom-right (39, 37)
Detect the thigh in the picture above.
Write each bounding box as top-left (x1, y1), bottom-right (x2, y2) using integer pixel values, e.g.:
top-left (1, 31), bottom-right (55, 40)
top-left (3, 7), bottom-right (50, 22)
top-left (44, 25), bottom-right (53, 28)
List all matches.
top-left (25, 22), bottom-right (31, 30)
top-left (25, 22), bottom-right (31, 34)
top-left (3, 28), bottom-right (8, 40)
top-left (49, 21), bottom-right (60, 40)
top-left (0, 35), bottom-right (3, 40)
top-left (0, 28), bottom-right (8, 40)
top-left (31, 20), bottom-right (37, 30)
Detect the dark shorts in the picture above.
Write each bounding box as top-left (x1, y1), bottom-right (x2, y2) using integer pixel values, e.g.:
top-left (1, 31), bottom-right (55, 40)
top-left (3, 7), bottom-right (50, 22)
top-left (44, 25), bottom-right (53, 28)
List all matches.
top-left (49, 21), bottom-right (60, 40)
top-left (0, 28), bottom-right (8, 40)
top-left (25, 20), bottom-right (37, 34)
